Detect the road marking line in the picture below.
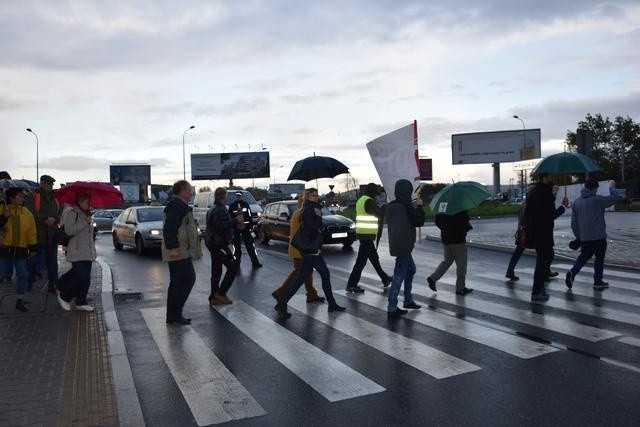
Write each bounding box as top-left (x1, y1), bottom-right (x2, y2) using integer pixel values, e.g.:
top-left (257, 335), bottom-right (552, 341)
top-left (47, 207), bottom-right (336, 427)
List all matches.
top-left (214, 300), bottom-right (385, 402)
top-left (287, 296), bottom-right (480, 379)
top-left (550, 263), bottom-right (640, 282)
top-left (140, 308), bottom-right (266, 426)
top-left (341, 287), bottom-right (557, 359)
top-left (519, 267), bottom-right (640, 292)
top-left (619, 336), bottom-right (640, 348)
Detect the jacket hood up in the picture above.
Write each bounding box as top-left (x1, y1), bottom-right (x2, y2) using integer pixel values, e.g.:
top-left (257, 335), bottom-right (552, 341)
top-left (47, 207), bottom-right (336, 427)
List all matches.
top-left (394, 179), bottom-right (413, 202)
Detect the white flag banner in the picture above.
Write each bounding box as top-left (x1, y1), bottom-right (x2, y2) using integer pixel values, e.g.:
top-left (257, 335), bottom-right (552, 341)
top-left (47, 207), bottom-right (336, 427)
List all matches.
top-left (366, 122), bottom-right (420, 199)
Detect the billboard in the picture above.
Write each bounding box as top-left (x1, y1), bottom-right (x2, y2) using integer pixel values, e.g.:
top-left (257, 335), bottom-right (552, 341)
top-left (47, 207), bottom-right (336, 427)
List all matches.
top-left (191, 152), bottom-right (270, 180)
top-left (150, 184), bottom-right (173, 204)
top-left (418, 158), bottom-right (433, 181)
top-left (269, 183), bottom-right (305, 196)
top-left (451, 129), bottom-right (541, 165)
top-left (110, 164), bottom-right (151, 185)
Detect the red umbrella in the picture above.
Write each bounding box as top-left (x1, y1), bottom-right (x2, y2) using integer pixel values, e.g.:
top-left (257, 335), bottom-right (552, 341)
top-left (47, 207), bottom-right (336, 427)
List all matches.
top-left (55, 181), bottom-right (123, 208)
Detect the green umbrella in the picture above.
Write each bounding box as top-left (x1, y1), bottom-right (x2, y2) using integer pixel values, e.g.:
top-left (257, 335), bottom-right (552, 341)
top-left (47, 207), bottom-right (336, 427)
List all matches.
top-left (429, 181), bottom-right (490, 215)
top-left (531, 152), bottom-right (600, 175)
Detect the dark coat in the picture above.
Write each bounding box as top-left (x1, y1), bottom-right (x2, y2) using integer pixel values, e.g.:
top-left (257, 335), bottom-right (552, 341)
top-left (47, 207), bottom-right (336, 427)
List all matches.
top-left (435, 211), bottom-right (472, 245)
top-left (299, 200), bottom-right (323, 239)
top-left (206, 202), bottom-right (236, 248)
top-left (524, 182), bottom-right (565, 248)
top-left (386, 179), bottom-right (425, 257)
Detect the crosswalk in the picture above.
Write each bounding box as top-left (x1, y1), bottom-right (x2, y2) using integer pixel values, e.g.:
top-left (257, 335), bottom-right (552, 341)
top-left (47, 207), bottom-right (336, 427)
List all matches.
top-left (131, 261), bottom-right (640, 425)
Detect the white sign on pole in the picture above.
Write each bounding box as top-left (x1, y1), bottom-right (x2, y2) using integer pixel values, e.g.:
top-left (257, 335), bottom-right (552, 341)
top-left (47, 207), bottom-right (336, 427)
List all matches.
top-left (451, 129), bottom-right (541, 165)
top-left (513, 158), bottom-right (542, 171)
top-left (366, 122), bottom-right (420, 198)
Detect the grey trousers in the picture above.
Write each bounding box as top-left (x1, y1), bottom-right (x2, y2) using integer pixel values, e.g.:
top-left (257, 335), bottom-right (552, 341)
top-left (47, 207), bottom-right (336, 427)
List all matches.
top-left (430, 243), bottom-right (467, 291)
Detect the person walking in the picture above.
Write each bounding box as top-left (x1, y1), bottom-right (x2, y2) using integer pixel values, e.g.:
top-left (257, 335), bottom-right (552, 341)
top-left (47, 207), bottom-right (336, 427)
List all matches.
top-left (229, 191), bottom-right (262, 268)
top-left (275, 188), bottom-right (345, 319)
top-left (26, 175), bottom-right (60, 293)
top-left (271, 197), bottom-right (325, 303)
top-left (0, 188), bottom-right (37, 312)
top-left (426, 210), bottom-right (474, 296)
top-left (56, 193), bottom-right (96, 312)
top-left (566, 179), bottom-right (619, 290)
top-left (345, 183), bottom-right (391, 293)
top-left (386, 179), bottom-right (425, 318)
top-left (162, 180), bottom-right (202, 325)
top-left (524, 174), bottom-right (569, 301)
top-left (206, 187), bottom-right (244, 306)
top-left (505, 202), bottom-right (527, 281)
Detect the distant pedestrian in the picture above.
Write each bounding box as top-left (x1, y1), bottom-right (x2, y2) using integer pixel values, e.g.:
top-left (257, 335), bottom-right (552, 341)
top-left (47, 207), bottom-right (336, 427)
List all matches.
top-left (206, 187), bottom-right (243, 305)
top-left (0, 188), bottom-right (37, 312)
top-left (426, 210), bottom-right (474, 296)
top-left (271, 197), bottom-right (325, 303)
top-left (162, 180), bottom-right (202, 325)
top-left (386, 179), bottom-right (425, 318)
top-left (56, 193), bottom-right (96, 312)
top-left (346, 183), bottom-right (391, 293)
top-left (566, 179), bottom-right (619, 290)
top-left (524, 174), bottom-right (569, 301)
top-left (275, 188), bottom-right (345, 319)
top-left (25, 175), bottom-right (61, 293)
top-left (229, 191), bottom-right (262, 268)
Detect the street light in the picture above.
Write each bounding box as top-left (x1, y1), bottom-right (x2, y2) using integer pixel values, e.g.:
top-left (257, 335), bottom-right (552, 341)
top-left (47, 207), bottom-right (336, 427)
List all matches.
top-left (182, 125), bottom-right (195, 180)
top-left (513, 115), bottom-right (526, 197)
top-left (26, 128), bottom-right (39, 181)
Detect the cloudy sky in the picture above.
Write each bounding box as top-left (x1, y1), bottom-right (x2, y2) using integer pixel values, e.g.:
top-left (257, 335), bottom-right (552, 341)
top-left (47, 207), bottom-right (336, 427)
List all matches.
top-left (2, 0), bottom-right (639, 192)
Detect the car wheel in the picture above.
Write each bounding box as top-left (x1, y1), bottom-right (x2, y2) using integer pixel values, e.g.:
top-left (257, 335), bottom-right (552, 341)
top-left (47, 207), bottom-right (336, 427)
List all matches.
top-left (112, 232), bottom-right (123, 250)
top-left (135, 234), bottom-right (145, 255)
top-left (257, 226), bottom-right (270, 245)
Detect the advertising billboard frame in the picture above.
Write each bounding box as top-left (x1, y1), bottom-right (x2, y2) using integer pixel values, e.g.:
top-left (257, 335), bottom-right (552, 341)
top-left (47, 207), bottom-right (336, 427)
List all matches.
top-left (191, 151), bottom-right (270, 180)
top-left (109, 164), bottom-right (151, 186)
top-left (451, 129), bottom-right (541, 165)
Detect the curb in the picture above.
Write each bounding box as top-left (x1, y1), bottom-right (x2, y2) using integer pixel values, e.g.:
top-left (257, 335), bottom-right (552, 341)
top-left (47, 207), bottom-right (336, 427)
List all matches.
top-left (98, 257), bottom-right (146, 427)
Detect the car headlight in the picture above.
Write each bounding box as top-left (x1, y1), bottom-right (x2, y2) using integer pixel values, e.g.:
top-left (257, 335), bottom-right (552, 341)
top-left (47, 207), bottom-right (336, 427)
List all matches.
top-left (150, 229), bottom-right (161, 235)
top-left (92, 222), bottom-right (97, 227)
top-left (256, 212), bottom-right (262, 217)
top-left (349, 223), bottom-right (356, 229)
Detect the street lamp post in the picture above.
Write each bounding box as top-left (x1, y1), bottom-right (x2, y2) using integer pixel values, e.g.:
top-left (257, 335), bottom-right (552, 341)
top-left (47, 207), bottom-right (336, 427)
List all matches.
top-left (26, 128), bottom-right (39, 181)
top-left (513, 115), bottom-right (526, 197)
top-left (182, 125), bottom-right (195, 180)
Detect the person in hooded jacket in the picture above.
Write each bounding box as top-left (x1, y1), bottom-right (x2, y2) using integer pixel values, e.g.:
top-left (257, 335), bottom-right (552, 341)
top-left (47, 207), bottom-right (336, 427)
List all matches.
top-left (566, 179), bottom-right (619, 290)
top-left (386, 179), bottom-right (425, 318)
top-left (275, 188), bottom-right (345, 318)
top-left (56, 192), bottom-right (96, 312)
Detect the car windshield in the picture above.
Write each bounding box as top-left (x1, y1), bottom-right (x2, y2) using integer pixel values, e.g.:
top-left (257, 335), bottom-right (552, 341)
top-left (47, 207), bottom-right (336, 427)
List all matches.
top-left (227, 191), bottom-right (257, 204)
top-left (136, 208), bottom-right (164, 222)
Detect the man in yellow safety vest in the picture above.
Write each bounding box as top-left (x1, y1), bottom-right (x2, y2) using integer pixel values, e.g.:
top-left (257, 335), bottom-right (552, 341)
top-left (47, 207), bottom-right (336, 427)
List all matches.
top-left (346, 183), bottom-right (391, 293)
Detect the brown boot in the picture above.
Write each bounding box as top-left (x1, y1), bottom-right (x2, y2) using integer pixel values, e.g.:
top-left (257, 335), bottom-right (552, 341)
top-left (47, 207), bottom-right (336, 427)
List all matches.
top-left (211, 292), bottom-right (233, 305)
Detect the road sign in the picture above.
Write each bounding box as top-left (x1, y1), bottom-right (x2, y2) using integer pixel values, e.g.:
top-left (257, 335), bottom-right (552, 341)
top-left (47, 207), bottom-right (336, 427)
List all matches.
top-left (512, 158), bottom-right (542, 171)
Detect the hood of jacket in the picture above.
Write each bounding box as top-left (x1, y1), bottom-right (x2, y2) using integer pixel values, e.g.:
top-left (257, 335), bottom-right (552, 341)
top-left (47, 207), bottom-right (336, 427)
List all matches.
top-left (580, 187), bottom-right (597, 198)
top-left (394, 179), bottom-right (413, 203)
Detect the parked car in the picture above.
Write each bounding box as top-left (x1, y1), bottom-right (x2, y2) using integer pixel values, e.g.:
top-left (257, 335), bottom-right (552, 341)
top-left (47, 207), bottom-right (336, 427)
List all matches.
top-left (112, 206), bottom-right (164, 255)
top-left (255, 200), bottom-right (355, 248)
top-left (92, 209), bottom-right (123, 237)
top-left (192, 190), bottom-right (263, 235)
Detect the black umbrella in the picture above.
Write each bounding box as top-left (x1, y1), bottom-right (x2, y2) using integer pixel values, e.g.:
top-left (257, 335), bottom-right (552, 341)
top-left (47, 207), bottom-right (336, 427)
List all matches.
top-left (287, 155), bottom-right (349, 182)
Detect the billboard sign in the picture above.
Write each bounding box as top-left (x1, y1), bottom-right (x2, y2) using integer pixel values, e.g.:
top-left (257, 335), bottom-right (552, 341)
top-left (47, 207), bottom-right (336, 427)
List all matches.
top-left (451, 129), bottom-right (541, 165)
top-left (191, 152), bottom-right (270, 180)
top-left (110, 164), bottom-right (151, 186)
top-left (269, 183), bottom-right (305, 196)
top-left (119, 183), bottom-right (140, 202)
top-left (150, 184), bottom-right (173, 204)
top-left (418, 158), bottom-right (433, 181)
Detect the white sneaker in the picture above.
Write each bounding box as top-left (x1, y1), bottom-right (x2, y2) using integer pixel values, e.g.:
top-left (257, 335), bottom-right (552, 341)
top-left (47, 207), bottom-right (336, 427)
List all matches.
top-left (75, 304), bottom-right (95, 312)
top-left (57, 294), bottom-right (71, 311)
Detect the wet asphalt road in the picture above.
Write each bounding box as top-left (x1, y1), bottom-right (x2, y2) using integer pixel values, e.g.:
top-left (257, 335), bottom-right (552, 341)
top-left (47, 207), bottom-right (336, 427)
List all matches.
top-left (96, 224), bottom-right (640, 427)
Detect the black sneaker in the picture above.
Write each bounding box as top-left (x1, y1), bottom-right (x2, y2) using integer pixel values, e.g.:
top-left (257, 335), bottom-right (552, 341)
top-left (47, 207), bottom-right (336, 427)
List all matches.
top-left (15, 300), bottom-right (29, 313)
top-left (387, 308), bottom-right (408, 318)
top-left (593, 281), bottom-right (609, 290)
top-left (274, 303), bottom-right (291, 319)
top-left (346, 286), bottom-right (365, 294)
top-left (328, 304), bottom-right (346, 312)
top-left (252, 263), bottom-right (263, 269)
top-left (455, 287), bottom-right (473, 296)
top-left (427, 277), bottom-right (437, 292)
top-left (403, 302), bottom-right (422, 309)
top-left (565, 271), bottom-right (574, 289)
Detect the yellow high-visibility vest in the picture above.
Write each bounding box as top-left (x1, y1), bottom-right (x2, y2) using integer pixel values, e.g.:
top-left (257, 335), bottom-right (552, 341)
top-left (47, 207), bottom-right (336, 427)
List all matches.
top-left (355, 195), bottom-right (378, 235)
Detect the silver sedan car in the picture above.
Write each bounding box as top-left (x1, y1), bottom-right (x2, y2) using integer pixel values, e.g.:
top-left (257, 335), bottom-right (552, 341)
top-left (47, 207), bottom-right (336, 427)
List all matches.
top-left (112, 206), bottom-right (164, 255)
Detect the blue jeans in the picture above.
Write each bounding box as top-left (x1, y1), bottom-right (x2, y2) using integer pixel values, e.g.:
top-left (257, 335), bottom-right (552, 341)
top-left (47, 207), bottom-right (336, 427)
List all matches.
top-left (570, 239), bottom-right (607, 283)
top-left (0, 257), bottom-right (28, 295)
top-left (280, 254), bottom-right (337, 306)
top-left (29, 242), bottom-right (58, 287)
top-left (387, 255), bottom-right (416, 312)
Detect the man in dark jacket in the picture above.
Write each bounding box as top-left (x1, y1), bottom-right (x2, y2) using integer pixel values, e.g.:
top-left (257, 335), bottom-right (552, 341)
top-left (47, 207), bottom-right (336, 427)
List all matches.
top-left (229, 191), bottom-right (262, 268)
top-left (426, 210), bottom-right (473, 295)
top-left (524, 174), bottom-right (569, 301)
top-left (386, 179), bottom-right (425, 318)
top-left (566, 179), bottom-right (619, 290)
top-left (346, 183), bottom-right (391, 293)
top-left (162, 180), bottom-right (202, 325)
top-left (207, 187), bottom-right (244, 305)
top-left (25, 175), bottom-right (60, 292)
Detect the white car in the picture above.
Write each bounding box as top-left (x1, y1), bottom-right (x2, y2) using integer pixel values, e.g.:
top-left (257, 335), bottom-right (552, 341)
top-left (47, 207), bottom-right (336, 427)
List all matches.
top-left (112, 206), bottom-right (164, 255)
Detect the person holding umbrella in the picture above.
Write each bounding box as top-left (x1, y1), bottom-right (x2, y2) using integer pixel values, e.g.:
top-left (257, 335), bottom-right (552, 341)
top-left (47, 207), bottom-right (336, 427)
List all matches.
top-left (346, 183), bottom-right (391, 293)
top-left (0, 188), bottom-right (37, 312)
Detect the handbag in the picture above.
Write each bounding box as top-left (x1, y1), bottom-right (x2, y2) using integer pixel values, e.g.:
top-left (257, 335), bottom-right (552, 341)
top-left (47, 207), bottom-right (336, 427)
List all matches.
top-left (515, 225), bottom-right (534, 249)
top-left (54, 226), bottom-right (73, 246)
top-left (291, 225), bottom-right (323, 254)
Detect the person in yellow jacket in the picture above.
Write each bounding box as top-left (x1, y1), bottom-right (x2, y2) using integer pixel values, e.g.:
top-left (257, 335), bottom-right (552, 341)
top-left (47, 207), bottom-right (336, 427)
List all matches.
top-left (271, 197), bottom-right (324, 303)
top-left (0, 188), bottom-right (37, 312)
